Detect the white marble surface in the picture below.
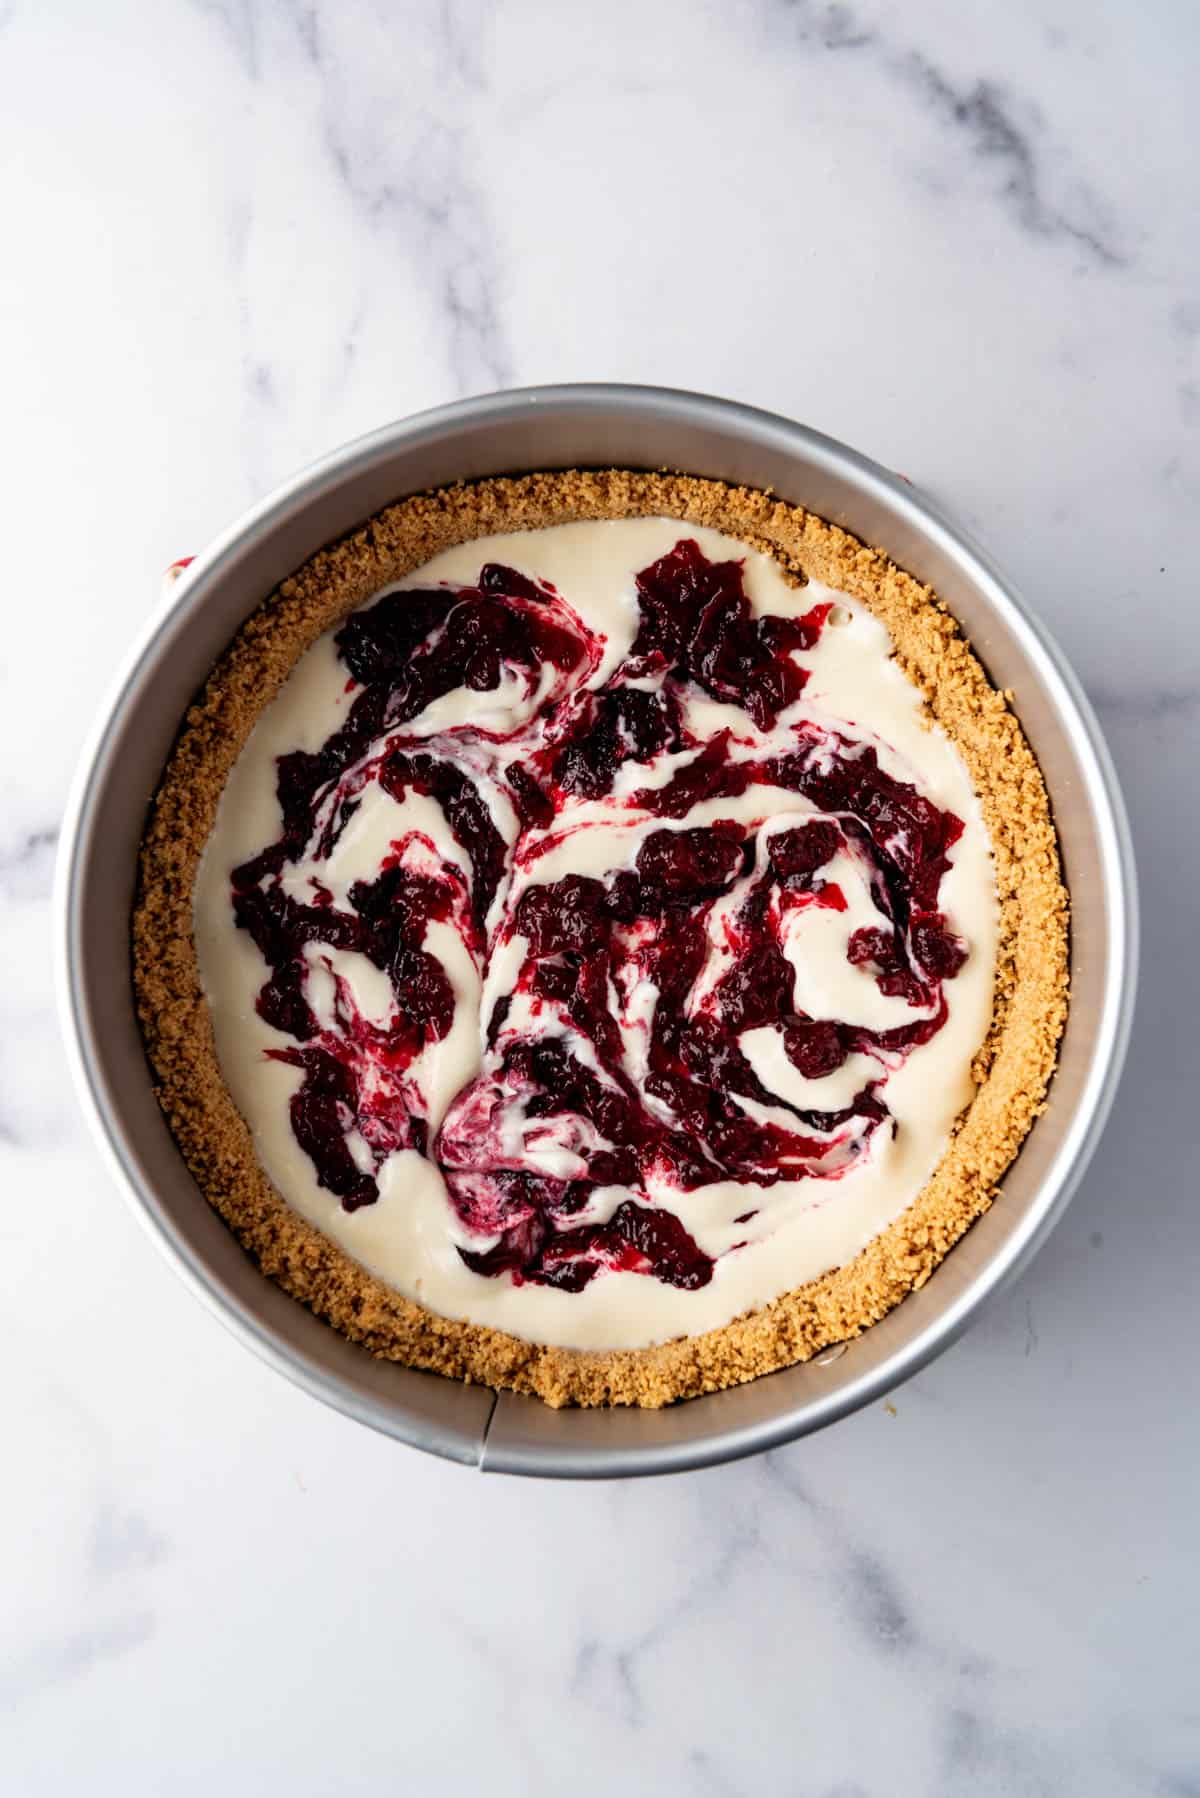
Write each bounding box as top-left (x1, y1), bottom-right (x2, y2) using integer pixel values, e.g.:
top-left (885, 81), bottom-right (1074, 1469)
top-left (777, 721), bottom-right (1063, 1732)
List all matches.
top-left (2, 0), bottom-right (1197, 1790)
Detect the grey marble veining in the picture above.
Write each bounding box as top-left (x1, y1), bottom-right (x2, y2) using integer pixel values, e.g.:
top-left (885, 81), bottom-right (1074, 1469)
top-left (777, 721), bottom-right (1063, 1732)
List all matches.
top-left (2, 0), bottom-right (1198, 1791)
top-left (760, 0), bottom-right (1130, 265)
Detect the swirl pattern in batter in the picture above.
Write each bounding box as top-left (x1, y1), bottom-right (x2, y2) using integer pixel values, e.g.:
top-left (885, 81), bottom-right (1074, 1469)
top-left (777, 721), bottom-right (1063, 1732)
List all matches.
top-left (195, 517), bottom-right (997, 1351)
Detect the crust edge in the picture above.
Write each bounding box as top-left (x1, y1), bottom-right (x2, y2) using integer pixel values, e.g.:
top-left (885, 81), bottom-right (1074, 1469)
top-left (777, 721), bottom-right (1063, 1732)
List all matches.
top-left (132, 470), bottom-right (1069, 1408)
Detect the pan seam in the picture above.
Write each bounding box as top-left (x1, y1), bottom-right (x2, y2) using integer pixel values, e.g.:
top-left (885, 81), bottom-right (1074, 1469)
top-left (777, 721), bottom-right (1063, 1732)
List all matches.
top-left (478, 1389), bottom-right (501, 1471)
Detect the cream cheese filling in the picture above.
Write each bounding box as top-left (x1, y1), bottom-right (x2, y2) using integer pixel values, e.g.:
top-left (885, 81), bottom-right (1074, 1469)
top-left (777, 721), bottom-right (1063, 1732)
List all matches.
top-left (194, 519), bottom-right (997, 1352)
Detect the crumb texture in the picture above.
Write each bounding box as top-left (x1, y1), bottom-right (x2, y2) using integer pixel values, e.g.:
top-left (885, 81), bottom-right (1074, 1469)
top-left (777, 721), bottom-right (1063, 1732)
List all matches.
top-left (133, 471), bottom-right (1069, 1408)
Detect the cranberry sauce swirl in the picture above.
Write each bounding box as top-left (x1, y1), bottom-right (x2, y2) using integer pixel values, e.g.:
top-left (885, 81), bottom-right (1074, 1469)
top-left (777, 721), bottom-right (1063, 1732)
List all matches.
top-left (195, 519), bottom-right (997, 1351)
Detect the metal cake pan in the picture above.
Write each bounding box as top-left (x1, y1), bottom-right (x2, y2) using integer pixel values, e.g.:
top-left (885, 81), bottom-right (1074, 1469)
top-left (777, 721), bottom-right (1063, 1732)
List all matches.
top-left (56, 385), bottom-right (1137, 1477)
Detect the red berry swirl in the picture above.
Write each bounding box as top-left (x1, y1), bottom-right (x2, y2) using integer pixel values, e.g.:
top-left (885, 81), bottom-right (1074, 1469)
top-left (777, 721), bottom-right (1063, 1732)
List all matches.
top-left (227, 539), bottom-right (970, 1297)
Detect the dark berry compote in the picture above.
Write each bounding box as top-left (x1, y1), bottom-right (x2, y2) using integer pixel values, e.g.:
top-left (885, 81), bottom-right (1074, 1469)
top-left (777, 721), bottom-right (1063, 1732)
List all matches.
top-left (195, 521), bottom-right (995, 1343)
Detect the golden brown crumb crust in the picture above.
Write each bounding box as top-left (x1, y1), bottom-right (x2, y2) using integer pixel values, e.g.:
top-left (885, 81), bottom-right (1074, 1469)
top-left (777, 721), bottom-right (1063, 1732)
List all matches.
top-left (133, 471), bottom-right (1069, 1408)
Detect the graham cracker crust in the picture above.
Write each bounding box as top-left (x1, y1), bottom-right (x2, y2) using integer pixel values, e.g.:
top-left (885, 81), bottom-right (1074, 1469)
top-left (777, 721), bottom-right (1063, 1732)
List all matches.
top-left (132, 470), bottom-right (1069, 1408)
